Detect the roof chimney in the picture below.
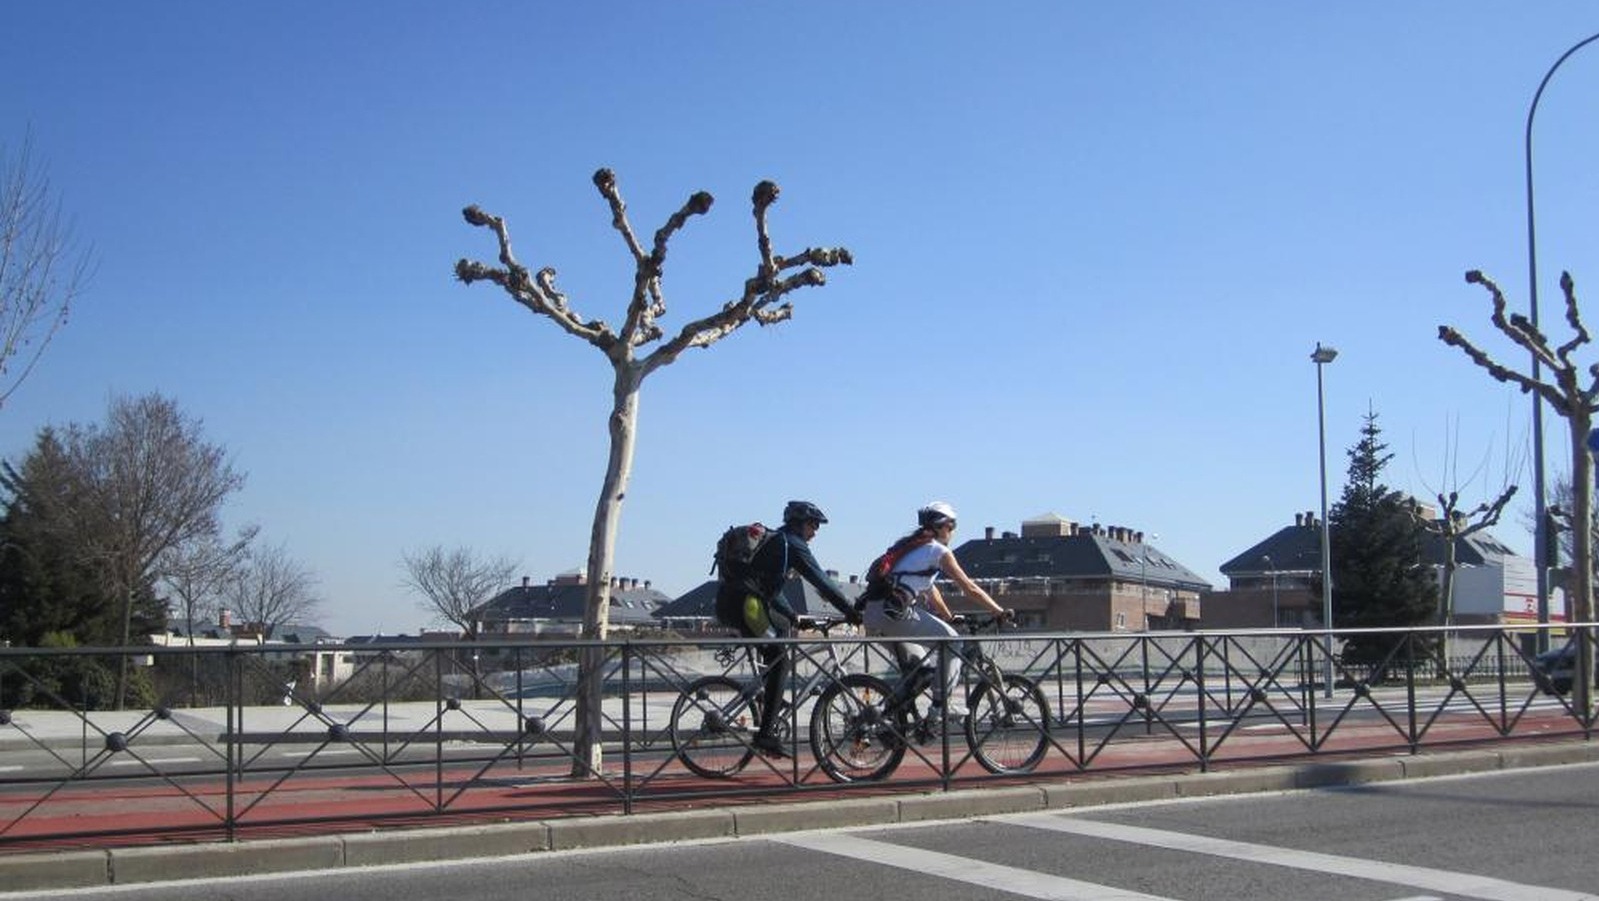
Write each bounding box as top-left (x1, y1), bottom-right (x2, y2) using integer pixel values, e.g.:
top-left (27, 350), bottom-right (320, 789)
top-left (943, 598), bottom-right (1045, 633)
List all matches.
top-left (985, 526), bottom-right (995, 540)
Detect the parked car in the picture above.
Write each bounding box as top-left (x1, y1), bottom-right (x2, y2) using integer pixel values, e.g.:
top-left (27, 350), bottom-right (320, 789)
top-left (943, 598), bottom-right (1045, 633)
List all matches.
top-left (1532, 643), bottom-right (1592, 696)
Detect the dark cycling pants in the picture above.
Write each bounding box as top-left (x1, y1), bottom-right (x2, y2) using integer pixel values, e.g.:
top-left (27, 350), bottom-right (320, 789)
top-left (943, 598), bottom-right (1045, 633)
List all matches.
top-left (716, 590), bottom-right (793, 740)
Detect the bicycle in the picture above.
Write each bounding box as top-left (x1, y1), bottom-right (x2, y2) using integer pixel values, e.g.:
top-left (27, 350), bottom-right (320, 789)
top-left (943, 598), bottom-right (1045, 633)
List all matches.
top-left (669, 616), bottom-right (853, 778)
top-left (808, 612), bottom-right (1050, 782)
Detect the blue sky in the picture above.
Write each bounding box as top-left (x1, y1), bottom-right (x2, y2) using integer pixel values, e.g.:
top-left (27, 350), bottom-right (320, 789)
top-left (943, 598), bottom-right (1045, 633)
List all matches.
top-left (4, 3), bottom-right (1598, 637)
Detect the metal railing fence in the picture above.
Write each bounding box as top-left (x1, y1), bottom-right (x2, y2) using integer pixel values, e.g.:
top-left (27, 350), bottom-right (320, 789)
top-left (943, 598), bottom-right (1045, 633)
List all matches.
top-left (0, 622), bottom-right (1589, 850)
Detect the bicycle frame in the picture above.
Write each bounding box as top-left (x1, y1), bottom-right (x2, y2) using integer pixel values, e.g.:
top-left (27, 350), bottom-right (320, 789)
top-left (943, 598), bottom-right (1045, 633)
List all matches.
top-left (670, 619), bottom-right (857, 777)
top-left (809, 613), bottom-right (1051, 783)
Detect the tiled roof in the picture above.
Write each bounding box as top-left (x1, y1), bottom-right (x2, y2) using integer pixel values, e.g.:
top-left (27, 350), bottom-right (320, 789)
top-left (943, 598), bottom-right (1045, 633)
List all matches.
top-left (1221, 519), bottom-right (1518, 575)
top-left (953, 533), bottom-right (1212, 591)
top-left (1219, 523), bottom-right (1325, 574)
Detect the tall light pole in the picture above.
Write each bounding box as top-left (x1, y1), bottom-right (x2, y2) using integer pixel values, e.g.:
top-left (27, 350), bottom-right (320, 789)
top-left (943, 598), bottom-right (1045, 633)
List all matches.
top-left (1525, 32), bottom-right (1599, 650)
top-left (1313, 342), bottom-right (1338, 698)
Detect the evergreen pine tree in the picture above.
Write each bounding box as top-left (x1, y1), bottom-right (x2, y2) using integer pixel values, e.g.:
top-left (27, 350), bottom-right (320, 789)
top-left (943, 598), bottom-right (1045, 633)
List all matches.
top-left (1328, 409), bottom-right (1438, 671)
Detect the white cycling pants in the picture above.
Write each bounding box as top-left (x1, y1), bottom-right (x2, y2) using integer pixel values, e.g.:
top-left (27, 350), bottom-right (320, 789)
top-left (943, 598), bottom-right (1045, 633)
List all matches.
top-left (862, 602), bottom-right (961, 704)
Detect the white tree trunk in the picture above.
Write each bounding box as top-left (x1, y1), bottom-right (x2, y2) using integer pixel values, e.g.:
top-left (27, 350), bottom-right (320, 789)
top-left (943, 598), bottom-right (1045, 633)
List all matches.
top-left (572, 365), bottom-right (641, 776)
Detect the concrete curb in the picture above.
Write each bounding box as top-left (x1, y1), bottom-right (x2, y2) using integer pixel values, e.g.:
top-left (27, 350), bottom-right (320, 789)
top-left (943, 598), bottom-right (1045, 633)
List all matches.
top-left (0, 740), bottom-right (1592, 891)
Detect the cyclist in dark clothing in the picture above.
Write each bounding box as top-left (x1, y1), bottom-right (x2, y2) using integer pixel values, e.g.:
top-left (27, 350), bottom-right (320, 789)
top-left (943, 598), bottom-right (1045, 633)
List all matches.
top-left (715, 500), bottom-right (858, 758)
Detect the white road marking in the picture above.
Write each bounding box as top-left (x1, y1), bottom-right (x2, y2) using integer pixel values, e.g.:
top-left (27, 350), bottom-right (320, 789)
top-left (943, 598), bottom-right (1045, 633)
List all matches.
top-left (107, 757), bottom-right (200, 766)
top-left (278, 748), bottom-right (362, 758)
top-left (775, 831), bottom-right (1179, 901)
top-left (994, 814), bottom-right (1598, 901)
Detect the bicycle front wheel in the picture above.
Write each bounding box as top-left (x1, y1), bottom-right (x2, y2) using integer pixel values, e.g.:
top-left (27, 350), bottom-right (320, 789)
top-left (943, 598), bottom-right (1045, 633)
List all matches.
top-left (966, 672), bottom-right (1049, 774)
top-left (809, 673), bottom-right (903, 783)
top-left (671, 675), bottom-right (759, 778)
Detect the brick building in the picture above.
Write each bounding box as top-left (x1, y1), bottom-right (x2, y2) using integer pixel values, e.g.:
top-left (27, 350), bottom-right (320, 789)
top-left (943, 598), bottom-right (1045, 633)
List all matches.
top-left (941, 513), bottom-right (1211, 632)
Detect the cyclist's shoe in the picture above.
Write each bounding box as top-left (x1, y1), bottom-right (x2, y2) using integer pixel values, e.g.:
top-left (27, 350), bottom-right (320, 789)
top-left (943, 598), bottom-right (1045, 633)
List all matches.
top-left (931, 699), bottom-right (968, 720)
top-left (752, 733), bottom-right (792, 759)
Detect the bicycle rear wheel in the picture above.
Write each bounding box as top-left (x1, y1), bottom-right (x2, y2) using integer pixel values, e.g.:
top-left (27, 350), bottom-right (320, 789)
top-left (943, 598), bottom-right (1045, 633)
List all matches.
top-left (809, 673), bottom-right (903, 783)
top-left (966, 672), bottom-right (1049, 774)
top-left (671, 675), bottom-right (759, 778)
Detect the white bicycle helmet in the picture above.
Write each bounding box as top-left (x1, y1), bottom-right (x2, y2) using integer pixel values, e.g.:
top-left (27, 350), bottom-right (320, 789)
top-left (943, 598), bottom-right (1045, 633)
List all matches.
top-left (917, 501), bottom-right (957, 529)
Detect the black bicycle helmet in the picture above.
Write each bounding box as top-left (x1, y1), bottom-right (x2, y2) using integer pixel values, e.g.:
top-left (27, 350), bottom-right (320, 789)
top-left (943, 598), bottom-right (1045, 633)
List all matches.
top-left (917, 501), bottom-right (957, 529)
top-left (783, 500), bottom-right (829, 525)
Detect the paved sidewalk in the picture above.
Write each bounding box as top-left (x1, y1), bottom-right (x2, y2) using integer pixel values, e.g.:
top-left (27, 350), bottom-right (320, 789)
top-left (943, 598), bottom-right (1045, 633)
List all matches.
top-left (0, 697), bottom-right (669, 751)
top-left (0, 733), bottom-right (1594, 892)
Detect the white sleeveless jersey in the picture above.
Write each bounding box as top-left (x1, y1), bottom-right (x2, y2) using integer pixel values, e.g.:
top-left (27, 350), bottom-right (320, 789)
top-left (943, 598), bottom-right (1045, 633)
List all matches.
top-left (889, 540), bottom-right (949, 597)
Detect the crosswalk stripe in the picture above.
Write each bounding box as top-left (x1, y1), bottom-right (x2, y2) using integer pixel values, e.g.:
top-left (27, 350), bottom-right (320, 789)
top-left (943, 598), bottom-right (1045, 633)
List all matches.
top-left (774, 831), bottom-right (1178, 901)
top-left (993, 815), bottom-right (1597, 901)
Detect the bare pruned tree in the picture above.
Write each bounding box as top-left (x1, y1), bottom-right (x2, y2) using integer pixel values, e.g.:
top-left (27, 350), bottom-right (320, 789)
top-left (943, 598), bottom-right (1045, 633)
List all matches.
top-left (0, 135), bottom-right (91, 410)
top-left (455, 169), bottom-right (851, 774)
top-left (1411, 488), bottom-right (1517, 635)
top-left (1440, 269), bottom-right (1597, 710)
top-left (225, 542), bottom-right (322, 640)
top-left (1409, 419), bottom-right (1521, 630)
top-left (400, 544), bottom-right (519, 639)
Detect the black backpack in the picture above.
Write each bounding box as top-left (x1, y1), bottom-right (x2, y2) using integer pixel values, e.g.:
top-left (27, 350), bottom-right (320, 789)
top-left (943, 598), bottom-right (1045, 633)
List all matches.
top-left (712, 522), bottom-right (775, 585)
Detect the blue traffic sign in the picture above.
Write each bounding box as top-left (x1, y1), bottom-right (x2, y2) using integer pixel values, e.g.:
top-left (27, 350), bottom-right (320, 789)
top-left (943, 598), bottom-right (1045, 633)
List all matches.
top-left (1589, 428), bottom-right (1599, 455)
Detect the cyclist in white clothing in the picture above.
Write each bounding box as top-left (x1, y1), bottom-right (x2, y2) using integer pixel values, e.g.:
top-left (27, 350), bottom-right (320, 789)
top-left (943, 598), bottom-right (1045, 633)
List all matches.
top-left (860, 502), bottom-right (1010, 718)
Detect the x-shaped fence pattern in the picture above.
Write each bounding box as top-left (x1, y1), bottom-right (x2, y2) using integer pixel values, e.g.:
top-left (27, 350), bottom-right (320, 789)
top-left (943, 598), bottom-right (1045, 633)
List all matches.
top-left (0, 624), bottom-right (1590, 850)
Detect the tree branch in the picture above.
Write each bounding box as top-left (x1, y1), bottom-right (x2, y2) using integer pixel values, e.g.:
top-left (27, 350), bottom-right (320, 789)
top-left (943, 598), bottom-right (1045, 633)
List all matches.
top-left (1556, 270), bottom-right (1592, 359)
top-left (592, 168), bottom-right (647, 264)
top-left (454, 205), bottom-right (614, 349)
top-left (457, 173), bottom-right (851, 377)
top-left (1437, 323), bottom-right (1562, 408)
top-left (1465, 270), bottom-right (1558, 370)
top-left (626, 188), bottom-right (714, 348)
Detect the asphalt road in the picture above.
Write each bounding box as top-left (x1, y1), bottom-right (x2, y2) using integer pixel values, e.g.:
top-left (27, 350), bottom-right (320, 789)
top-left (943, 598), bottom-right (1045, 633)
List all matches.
top-left (13, 762), bottom-right (1596, 901)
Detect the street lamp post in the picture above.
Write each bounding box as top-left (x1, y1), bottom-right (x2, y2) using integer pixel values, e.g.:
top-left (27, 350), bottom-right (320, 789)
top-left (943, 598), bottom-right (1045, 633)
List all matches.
top-left (1525, 32), bottom-right (1599, 650)
top-left (1313, 342), bottom-right (1338, 698)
